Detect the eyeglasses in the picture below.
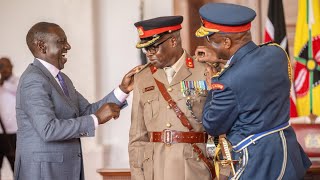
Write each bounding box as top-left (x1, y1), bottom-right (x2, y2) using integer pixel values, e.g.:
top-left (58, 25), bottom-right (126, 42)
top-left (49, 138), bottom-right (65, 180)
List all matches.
top-left (206, 35), bottom-right (211, 43)
top-left (206, 34), bottom-right (228, 48)
top-left (142, 36), bottom-right (172, 54)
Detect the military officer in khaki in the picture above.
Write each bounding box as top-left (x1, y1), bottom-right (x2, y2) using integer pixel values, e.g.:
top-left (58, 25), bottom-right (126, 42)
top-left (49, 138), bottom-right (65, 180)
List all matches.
top-left (129, 16), bottom-right (213, 180)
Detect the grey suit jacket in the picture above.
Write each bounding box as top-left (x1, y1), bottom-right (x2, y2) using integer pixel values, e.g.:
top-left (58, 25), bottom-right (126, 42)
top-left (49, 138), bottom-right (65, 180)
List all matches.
top-left (14, 59), bottom-right (126, 180)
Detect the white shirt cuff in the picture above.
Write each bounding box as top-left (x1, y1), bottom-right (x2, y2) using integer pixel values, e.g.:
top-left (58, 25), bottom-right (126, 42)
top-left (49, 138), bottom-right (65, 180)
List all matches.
top-left (114, 87), bottom-right (129, 103)
top-left (91, 114), bottom-right (99, 128)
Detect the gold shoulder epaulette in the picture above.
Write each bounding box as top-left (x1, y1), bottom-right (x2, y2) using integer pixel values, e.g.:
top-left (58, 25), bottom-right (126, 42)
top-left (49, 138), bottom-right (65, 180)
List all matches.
top-left (267, 43), bottom-right (289, 56)
top-left (264, 42), bottom-right (293, 91)
top-left (258, 41), bottom-right (273, 47)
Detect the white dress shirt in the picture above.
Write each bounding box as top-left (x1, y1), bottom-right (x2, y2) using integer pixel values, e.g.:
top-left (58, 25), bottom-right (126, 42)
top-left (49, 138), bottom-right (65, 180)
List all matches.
top-left (163, 50), bottom-right (186, 81)
top-left (0, 75), bottom-right (19, 134)
top-left (37, 58), bottom-right (128, 128)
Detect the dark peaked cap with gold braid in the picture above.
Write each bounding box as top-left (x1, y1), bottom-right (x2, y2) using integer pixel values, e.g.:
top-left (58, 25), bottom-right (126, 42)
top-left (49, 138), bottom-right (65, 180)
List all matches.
top-left (196, 3), bottom-right (256, 37)
top-left (134, 16), bottom-right (183, 49)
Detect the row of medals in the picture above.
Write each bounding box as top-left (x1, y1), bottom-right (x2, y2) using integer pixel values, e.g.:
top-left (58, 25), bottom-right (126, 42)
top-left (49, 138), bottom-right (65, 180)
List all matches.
top-left (180, 80), bottom-right (208, 97)
top-left (180, 80), bottom-right (216, 157)
top-left (180, 80), bottom-right (208, 124)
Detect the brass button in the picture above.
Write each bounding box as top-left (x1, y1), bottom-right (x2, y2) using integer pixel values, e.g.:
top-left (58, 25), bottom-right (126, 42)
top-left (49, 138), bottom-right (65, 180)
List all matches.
top-left (196, 157), bottom-right (200, 161)
top-left (187, 96), bottom-right (191, 100)
top-left (167, 105), bottom-right (171, 109)
top-left (167, 87), bottom-right (173, 92)
top-left (147, 99), bottom-right (151, 103)
top-left (166, 123), bottom-right (172, 128)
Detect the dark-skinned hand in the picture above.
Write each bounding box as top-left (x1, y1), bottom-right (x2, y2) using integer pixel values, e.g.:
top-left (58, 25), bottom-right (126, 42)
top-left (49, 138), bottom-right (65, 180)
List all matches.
top-left (119, 64), bottom-right (146, 94)
top-left (194, 46), bottom-right (228, 71)
top-left (195, 46), bottom-right (220, 63)
top-left (95, 103), bottom-right (121, 124)
top-left (194, 46), bottom-right (229, 90)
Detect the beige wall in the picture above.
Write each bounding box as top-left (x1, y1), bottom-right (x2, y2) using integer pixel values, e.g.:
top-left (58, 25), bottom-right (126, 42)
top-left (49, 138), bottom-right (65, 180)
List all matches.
top-left (0, 0), bottom-right (96, 100)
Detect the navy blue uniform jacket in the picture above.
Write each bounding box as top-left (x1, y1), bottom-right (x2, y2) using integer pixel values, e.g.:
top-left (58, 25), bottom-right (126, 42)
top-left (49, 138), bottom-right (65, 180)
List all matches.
top-left (203, 41), bottom-right (311, 180)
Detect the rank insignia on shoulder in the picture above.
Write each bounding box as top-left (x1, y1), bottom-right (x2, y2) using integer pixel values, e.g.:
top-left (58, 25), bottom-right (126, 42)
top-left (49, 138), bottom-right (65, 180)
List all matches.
top-left (186, 57), bottom-right (194, 68)
top-left (149, 65), bottom-right (158, 74)
top-left (180, 80), bottom-right (208, 97)
top-left (144, 86), bottom-right (155, 93)
top-left (211, 83), bottom-right (224, 90)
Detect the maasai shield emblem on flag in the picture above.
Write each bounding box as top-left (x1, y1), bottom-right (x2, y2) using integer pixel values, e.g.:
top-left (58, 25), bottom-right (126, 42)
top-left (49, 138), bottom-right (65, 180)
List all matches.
top-left (294, 0), bottom-right (320, 116)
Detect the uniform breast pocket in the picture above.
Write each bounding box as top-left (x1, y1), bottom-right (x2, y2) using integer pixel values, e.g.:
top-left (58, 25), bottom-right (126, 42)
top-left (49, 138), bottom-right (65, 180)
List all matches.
top-left (190, 95), bottom-right (208, 120)
top-left (142, 92), bottom-right (160, 124)
top-left (177, 92), bottom-right (208, 122)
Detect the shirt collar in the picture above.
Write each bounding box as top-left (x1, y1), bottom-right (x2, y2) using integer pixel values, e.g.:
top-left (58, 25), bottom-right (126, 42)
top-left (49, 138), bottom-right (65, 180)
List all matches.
top-left (36, 58), bottom-right (60, 78)
top-left (226, 55), bottom-right (234, 66)
top-left (171, 50), bottom-right (186, 72)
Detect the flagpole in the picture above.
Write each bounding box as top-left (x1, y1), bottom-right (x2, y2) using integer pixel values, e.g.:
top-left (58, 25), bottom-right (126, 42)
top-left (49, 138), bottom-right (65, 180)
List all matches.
top-left (307, 0), bottom-right (314, 114)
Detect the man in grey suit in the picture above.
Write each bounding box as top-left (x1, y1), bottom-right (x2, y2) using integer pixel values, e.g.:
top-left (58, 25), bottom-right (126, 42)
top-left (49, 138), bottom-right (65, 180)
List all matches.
top-left (14, 22), bottom-right (142, 180)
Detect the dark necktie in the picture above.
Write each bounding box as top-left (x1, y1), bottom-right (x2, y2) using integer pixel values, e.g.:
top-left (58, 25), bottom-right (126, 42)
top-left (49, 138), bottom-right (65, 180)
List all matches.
top-left (57, 72), bottom-right (69, 97)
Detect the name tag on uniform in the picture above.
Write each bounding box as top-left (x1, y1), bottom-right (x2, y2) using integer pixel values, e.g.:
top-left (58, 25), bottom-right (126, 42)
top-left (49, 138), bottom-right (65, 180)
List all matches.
top-left (144, 86), bottom-right (155, 93)
top-left (211, 83), bottom-right (224, 90)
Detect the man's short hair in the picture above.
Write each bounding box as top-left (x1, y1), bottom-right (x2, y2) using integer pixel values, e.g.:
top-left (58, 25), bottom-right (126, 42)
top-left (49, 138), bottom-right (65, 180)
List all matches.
top-left (26, 22), bottom-right (59, 55)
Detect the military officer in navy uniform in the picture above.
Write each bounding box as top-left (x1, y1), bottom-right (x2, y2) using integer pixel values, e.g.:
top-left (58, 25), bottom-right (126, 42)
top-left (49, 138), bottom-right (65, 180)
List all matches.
top-left (129, 16), bottom-right (214, 180)
top-left (194, 3), bottom-right (311, 180)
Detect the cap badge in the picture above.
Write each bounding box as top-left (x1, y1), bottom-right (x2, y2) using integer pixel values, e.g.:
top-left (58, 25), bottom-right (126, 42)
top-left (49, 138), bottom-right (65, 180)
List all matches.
top-left (137, 27), bottom-right (144, 36)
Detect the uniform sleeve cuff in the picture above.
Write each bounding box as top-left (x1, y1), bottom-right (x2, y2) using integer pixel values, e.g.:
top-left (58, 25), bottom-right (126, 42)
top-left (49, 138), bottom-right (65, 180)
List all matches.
top-left (114, 87), bottom-right (129, 103)
top-left (91, 114), bottom-right (99, 128)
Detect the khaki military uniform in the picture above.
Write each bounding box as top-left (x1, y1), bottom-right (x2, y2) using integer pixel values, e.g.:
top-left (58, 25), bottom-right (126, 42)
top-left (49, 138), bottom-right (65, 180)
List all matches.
top-left (129, 52), bottom-right (211, 180)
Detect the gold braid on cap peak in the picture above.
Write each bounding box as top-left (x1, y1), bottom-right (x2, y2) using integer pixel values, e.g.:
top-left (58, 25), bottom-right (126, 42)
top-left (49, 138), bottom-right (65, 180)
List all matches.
top-left (136, 36), bottom-right (160, 49)
top-left (196, 26), bottom-right (219, 37)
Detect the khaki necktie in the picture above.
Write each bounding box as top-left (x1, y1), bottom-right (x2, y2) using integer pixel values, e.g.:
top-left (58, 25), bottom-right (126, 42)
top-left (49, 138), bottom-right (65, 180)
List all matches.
top-left (164, 67), bottom-right (176, 83)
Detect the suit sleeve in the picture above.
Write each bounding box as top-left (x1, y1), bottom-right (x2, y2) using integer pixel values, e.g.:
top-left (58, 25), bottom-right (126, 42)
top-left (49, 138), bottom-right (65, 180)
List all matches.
top-left (76, 89), bottom-right (127, 116)
top-left (62, 74), bottom-right (127, 116)
top-left (128, 77), bottom-right (148, 180)
top-left (202, 82), bottom-right (239, 136)
top-left (20, 74), bottom-right (95, 142)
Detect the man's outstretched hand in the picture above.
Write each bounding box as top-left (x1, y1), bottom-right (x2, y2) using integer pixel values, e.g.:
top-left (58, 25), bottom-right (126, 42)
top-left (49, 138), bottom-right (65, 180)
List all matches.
top-left (95, 103), bottom-right (121, 124)
top-left (119, 65), bottom-right (146, 94)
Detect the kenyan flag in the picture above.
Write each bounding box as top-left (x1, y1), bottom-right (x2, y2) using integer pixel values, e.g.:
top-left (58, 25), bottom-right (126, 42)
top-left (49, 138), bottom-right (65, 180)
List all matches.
top-left (294, 0), bottom-right (320, 116)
